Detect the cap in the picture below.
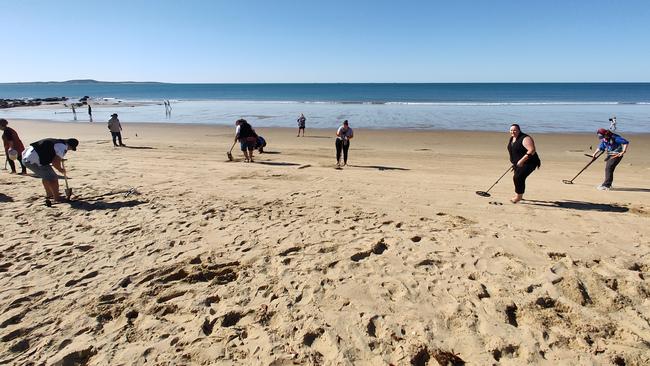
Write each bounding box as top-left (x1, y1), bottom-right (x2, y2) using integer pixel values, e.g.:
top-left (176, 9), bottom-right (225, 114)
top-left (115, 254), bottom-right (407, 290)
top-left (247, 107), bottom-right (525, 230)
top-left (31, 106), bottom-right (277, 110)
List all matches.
top-left (67, 138), bottom-right (79, 151)
top-left (597, 128), bottom-right (609, 136)
top-left (111, 113), bottom-right (118, 117)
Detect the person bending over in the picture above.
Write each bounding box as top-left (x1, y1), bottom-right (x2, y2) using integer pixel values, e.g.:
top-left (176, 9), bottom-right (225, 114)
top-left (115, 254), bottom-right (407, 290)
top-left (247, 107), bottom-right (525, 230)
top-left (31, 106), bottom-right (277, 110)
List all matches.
top-left (22, 138), bottom-right (78, 202)
top-left (593, 128), bottom-right (629, 191)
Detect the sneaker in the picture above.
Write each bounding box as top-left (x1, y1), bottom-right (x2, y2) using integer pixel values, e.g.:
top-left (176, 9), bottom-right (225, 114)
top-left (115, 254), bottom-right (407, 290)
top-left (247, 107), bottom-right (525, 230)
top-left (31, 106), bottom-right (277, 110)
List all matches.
top-left (596, 185), bottom-right (610, 191)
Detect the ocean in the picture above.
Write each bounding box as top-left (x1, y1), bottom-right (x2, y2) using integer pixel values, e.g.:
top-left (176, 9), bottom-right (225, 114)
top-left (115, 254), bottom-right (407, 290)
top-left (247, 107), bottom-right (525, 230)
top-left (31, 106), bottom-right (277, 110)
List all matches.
top-left (1, 82), bottom-right (649, 133)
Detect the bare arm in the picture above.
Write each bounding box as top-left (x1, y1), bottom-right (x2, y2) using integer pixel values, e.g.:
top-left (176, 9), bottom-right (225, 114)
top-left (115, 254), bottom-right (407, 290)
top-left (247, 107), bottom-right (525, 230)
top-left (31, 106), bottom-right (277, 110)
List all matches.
top-left (516, 136), bottom-right (536, 167)
top-left (52, 156), bottom-right (65, 174)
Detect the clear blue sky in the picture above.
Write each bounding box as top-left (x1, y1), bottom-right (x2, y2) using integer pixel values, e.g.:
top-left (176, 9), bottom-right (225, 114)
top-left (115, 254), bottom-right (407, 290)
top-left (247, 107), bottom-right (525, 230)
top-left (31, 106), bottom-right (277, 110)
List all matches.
top-left (3, 0), bottom-right (649, 83)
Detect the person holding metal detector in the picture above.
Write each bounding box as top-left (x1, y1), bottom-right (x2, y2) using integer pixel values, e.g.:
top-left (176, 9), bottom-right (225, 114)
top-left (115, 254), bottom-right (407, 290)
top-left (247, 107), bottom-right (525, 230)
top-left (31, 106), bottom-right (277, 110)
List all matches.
top-left (507, 123), bottom-right (541, 203)
top-left (22, 138), bottom-right (78, 204)
top-left (593, 128), bottom-right (629, 191)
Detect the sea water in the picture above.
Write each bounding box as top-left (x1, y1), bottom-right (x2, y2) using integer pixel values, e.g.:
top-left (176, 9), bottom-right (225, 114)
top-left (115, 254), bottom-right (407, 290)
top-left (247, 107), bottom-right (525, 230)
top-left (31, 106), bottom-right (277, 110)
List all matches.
top-left (1, 82), bottom-right (649, 132)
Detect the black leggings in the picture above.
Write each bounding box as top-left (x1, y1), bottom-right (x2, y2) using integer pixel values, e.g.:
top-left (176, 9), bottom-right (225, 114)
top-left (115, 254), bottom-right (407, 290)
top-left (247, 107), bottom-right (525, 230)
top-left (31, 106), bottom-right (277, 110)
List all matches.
top-left (513, 163), bottom-right (537, 194)
top-left (6, 154), bottom-right (26, 173)
top-left (111, 132), bottom-right (123, 146)
top-left (336, 139), bottom-right (349, 164)
top-left (602, 155), bottom-right (622, 188)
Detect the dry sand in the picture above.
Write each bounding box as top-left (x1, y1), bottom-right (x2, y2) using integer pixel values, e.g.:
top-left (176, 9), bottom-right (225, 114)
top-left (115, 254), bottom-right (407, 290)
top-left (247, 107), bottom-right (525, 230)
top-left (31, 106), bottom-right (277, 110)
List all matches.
top-left (1, 119), bottom-right (649, 365)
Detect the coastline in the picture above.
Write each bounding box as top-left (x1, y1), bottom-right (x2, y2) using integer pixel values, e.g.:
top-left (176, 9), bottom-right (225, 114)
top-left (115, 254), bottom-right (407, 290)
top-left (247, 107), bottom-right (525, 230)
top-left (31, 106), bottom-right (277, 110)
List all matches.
top-left (1, 118), bottom-right (649, 364)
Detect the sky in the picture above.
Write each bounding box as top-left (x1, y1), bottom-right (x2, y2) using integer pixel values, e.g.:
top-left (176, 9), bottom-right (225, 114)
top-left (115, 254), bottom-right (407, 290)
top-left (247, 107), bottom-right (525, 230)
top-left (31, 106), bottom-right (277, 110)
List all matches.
top-left (2, 0), bottom-right (650, 83)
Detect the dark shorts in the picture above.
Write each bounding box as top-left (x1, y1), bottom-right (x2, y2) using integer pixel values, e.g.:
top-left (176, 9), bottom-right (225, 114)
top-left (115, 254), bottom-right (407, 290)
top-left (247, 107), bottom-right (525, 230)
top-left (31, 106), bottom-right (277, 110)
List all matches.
top-left (240, 137), bottom-right (257, 151)
top-left (25, 162), bottom-right (57, 180)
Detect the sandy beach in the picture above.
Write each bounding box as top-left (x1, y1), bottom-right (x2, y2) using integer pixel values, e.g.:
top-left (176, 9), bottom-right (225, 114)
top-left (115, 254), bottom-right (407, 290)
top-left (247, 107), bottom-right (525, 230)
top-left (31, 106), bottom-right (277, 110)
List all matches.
top-left (1, 119), bottom-right (649, 365)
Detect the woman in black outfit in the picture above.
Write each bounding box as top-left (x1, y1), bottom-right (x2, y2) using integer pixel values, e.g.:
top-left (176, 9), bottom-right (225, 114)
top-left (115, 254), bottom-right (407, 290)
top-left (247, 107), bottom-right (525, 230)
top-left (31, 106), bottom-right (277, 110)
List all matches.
top-left (507, 124), bottom-right (541, 203)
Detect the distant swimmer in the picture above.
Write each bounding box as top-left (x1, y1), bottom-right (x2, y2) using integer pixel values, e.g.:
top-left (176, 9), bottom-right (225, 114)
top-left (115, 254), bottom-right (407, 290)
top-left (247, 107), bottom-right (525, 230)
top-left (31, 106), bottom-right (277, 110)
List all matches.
top-left (507, 123), bottom-right (541, 203)
top-left (593, 128), bottom-right (629, 191)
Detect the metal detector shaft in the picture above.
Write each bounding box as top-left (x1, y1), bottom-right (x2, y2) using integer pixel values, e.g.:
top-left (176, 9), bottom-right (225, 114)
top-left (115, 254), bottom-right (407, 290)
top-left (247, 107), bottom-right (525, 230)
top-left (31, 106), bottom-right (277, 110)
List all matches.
top-left (484, 166), bottom-right (514, 194)
top-left (564, 150), bottom-right (603, 184)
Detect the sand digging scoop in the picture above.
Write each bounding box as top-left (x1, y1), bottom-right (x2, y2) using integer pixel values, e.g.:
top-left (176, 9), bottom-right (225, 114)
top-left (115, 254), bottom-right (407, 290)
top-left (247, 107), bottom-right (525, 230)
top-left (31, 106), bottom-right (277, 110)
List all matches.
top-left (227, 141), bottom-right (236, 161)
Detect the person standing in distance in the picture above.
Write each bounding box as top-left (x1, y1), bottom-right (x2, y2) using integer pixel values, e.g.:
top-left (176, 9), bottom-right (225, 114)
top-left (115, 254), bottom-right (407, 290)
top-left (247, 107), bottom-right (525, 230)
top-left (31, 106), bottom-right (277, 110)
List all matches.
top-left (593, 128), bottom-right (629, 191)
top-left (335, 120), bottom-right (354, 168)
top-left (297, 113), bottom-right (306, 137)
top-left (108, 113), bottom-right (125, 147)
top-left (507, 123), bottom-right (541, 203)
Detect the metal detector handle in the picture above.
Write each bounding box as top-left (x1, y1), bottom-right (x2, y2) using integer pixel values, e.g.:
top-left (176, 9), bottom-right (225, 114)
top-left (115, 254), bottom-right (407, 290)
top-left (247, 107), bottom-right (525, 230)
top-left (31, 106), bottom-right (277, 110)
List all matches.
top-left (229, 141), bottom-right (236, 153)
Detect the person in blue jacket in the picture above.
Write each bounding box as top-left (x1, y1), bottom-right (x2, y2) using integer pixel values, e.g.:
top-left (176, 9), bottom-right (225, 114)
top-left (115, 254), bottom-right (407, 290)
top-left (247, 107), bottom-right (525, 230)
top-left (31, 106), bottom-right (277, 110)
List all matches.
top-left (592, 128), bottom-right (629, 190)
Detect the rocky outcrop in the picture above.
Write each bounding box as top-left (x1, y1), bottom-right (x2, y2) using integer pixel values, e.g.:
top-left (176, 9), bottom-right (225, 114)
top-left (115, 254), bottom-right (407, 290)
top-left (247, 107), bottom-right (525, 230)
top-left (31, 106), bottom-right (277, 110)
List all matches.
top-left (0, 97), bottom-right (68, 109)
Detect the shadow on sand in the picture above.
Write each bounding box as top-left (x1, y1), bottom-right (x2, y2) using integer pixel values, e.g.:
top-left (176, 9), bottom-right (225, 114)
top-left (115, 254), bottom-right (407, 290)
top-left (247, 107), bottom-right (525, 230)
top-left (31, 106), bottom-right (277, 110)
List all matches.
top-left (123, 146), bottom-right (155, 150)
top-left (69, 199), bottom-right (147, 211)
top-left (259, 151), bottom-right (282, 155)
top-left (348, 165), bottom-right (410, 171)
top-left (257, 161), bottom-right (301, 167)
top-left (303, 136), bottom-right (332, 139)
top-left (610, 187), bottom-right (650, 193)
top-left (522, 199), bottom-right (628, 213)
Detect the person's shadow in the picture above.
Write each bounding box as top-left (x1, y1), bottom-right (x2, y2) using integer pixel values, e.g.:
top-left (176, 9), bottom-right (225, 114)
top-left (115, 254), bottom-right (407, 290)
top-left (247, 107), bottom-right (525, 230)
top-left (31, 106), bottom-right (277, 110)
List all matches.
top-left (522, 199), bottom-right (628, 213)
top-left (69, 199), bottom-right (146, 211)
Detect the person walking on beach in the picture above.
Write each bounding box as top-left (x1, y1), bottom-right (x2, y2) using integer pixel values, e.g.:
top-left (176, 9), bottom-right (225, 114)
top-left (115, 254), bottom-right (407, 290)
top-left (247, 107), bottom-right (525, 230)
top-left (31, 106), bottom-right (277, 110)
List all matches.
top-left (234, 119), bottom-right (258, 163)
top-left (592, 128), bottom-right (629, 191)
top-left (22, 138), bottom-right (78, 202)
top-left (297, 113), bottom-right (306, 137)
top-left (0, 119), bottom-right (27, 174)
top-left (108, 113), bottom-right (125, 147)
top-left (335, 120), bottom-right (354, 168)
top-left (88, 104), bottom-right (93, 122)
top-left (507, 123), bottom-right (540, 203)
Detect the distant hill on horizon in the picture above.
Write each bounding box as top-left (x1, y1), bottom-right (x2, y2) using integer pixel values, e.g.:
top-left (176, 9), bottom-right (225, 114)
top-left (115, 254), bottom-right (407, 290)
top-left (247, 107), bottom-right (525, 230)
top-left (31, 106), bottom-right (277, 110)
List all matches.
top-left (1, 79), bottom-right (166, 85)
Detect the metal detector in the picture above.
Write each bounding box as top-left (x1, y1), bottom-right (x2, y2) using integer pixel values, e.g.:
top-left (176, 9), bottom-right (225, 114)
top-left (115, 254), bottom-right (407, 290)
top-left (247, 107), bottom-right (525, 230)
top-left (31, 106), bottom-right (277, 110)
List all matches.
top-left (562, 150), bottom-right (603, 184)
top-left (476, 166), bottom-right (513, 197)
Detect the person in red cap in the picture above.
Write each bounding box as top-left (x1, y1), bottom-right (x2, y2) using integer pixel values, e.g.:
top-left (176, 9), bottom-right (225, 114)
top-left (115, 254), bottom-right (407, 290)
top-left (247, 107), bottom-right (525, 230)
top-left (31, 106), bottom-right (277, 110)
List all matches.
top-left (592, 128), bottom-right (629, 190)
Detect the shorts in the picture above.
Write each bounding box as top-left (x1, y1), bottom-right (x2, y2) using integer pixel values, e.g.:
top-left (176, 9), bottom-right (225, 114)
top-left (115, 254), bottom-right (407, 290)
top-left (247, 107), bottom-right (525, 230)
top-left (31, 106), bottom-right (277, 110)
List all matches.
top-left (240, 137), bottom-right (257, 151)
top-left (25, 162), bottom-right (58, 180)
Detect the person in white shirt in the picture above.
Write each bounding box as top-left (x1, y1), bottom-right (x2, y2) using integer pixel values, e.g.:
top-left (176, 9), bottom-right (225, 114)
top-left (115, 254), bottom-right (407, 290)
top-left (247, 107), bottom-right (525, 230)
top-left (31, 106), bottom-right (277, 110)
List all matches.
top-left (23, 138), bottom-right (78, 202)
top-left (335, 120), bottom-right (354, 167)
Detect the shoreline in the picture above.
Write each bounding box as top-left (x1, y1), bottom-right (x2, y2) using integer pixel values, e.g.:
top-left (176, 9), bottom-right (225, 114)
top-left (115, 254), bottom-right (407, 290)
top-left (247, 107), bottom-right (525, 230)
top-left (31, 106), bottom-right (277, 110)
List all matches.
top-left (8, 116), bottom-right (650, 137)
